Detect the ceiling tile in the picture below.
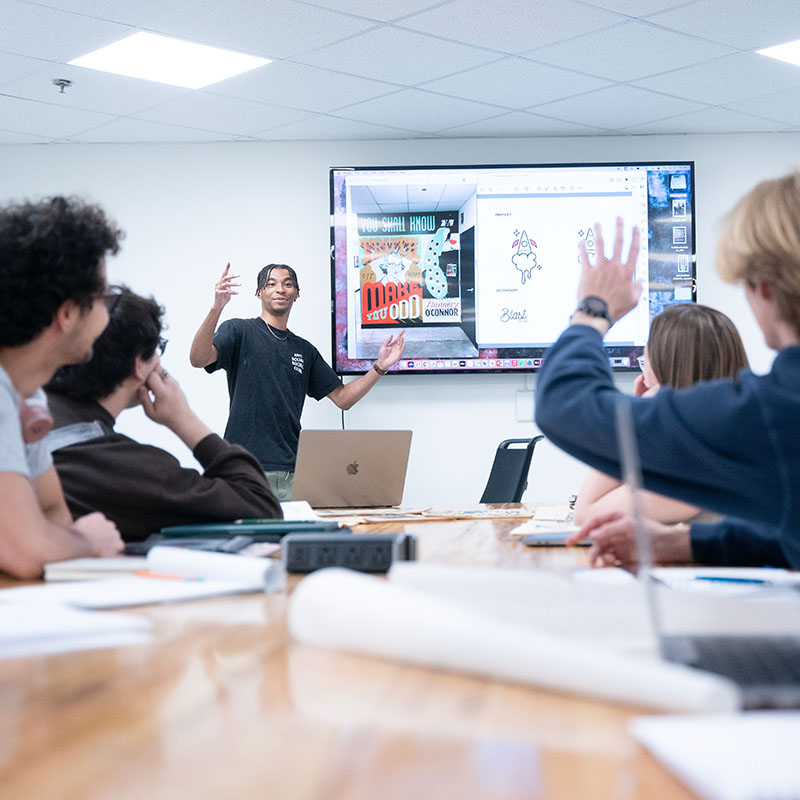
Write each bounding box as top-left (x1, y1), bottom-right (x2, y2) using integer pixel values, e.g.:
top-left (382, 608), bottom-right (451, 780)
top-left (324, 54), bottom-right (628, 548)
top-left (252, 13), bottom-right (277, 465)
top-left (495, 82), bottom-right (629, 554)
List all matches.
top-left (648, 0), bottom-right (800, 50)
top-left (333, 89), bottom-right (504, 134)
top-left (23, 0), bottom-right (197, 27)
top-left (532, 84), bottom-right (706, 129)
top-left (66, 117), bottom-right (238, 143)
top-left (419, 57), bottom-right (611, 108)
top-left (725, 87), bottom-right (800, 127)
top-left (296, 26), bottom-right (499, 84)
top-left (0, 0), bottom-right (131, 61)
top-left (0, 93), bottom-right (114, 137)
top-left (146, 0), bottom-right (377, 60)
top-left (208, 61), bottom-right (398, 113)
top-left (579, 0), bottom-right (693, 15)
top-left (298, 0), bottom-right (447, 23)
top-left (0, 51), bottom-right (55, 88)
top-left (135, 92), bottom-right (310, 135)
top-left (527, 20), bottom-right (734, 81)
top-left (0, 63), bottom-right (191, 116)
top-left (258, 114), bottom-right (417, 140)
top-left (632, 51), bottom-right (800, 105)
top-left (625, 105), bottom-right (787, 133)
top-left (0, 127), bottom-right (50, 143)
top-left (397, 0), bottom-right (625, 53)
top-left (438, 110), bottom-right (605, 137)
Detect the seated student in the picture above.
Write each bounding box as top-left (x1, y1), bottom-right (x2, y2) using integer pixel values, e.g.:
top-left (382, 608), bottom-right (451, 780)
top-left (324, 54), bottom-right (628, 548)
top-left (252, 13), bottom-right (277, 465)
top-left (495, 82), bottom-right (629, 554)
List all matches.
top-left (573, 304), bottom-right (749, 526)
top-left (534, 171), bottom-right (800, 569)
top-left (45, 287), bottom-right (282, 542)
top-left (0, 196), bottom-right (123, 578)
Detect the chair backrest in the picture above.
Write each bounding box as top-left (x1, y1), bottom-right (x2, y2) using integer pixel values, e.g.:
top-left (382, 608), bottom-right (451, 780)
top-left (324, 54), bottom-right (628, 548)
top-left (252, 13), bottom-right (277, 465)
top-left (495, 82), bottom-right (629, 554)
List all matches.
top-left (479, 436), bottom-right (545, 503)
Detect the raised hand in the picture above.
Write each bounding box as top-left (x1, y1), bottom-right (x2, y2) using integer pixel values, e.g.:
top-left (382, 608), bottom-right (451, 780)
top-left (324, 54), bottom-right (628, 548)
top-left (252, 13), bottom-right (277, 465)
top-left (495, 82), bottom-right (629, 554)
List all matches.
top-left (376, 330), bottom-right (406, 371)
top-left (214, 262), bottom-right (240, 310)
top-left (576, 218), bottom-right (641, 324)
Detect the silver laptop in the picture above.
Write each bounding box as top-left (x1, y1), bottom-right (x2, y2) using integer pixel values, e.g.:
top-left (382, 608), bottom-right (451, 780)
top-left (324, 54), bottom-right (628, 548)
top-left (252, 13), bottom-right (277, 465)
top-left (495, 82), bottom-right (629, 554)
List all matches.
top-left (292, 430), bottom-right (412, 508)
top-left (617, 396), bottom-right (800, 710)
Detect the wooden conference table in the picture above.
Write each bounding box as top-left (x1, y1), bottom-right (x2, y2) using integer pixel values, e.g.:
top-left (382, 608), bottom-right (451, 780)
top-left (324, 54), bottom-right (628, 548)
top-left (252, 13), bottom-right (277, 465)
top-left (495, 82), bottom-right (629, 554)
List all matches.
top-left (0, 514), bottom-right (696, 800)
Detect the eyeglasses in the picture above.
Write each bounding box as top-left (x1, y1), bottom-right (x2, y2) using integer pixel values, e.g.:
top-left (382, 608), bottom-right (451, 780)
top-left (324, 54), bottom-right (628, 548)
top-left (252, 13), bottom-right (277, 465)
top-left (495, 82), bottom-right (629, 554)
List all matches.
top-left (158, 337), bottom-right (168, 356)
top-left (101, 285), bottom-right (124, 313)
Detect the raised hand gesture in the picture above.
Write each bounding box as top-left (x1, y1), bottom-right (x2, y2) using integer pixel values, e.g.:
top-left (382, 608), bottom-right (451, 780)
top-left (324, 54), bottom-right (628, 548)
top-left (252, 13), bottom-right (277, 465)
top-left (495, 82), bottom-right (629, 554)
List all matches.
top-left (214, 262), bottom-right (240, 310)
top-left (376, 330), bottom-right (406, 371)
top-left (576, 218), bottom-right (641, 324)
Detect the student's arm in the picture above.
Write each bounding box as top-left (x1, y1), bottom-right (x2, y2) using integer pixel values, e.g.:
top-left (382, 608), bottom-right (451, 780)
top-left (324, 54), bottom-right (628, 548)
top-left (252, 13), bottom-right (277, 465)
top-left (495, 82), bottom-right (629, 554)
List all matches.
top-left (0, 472), bottom-right (123, 579)
top-left (567, 511), bottom-right (692, 570)
top-left (130, 367), bottom-right (281, 528)
top-left (189, 262), bottom-right (239, 368)
top-left (327, 332), bottom-right (405, 411)
top-left (690, 518), bottom-right (791, 568)
top-left (32, 464), bottom-right (73, 525)
top-left (574, 468), bottom-right (702, 526)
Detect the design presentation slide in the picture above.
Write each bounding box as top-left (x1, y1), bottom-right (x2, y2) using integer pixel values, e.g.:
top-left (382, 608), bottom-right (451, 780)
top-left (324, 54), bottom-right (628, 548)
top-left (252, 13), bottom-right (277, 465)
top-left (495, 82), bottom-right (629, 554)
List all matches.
top-left (475, 192), bottom-right (642, 347)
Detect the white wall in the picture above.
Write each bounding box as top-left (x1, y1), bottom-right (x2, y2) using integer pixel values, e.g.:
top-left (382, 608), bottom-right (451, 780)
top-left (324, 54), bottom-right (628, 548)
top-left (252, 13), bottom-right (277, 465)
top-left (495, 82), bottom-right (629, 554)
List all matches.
top-left (2, 133), bottom-right (798, 506)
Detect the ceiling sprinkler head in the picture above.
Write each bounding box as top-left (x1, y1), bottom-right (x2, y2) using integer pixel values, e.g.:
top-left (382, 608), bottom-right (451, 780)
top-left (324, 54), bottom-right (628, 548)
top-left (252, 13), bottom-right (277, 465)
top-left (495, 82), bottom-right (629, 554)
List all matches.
top-left (52, 78), bottom-right (72, 93)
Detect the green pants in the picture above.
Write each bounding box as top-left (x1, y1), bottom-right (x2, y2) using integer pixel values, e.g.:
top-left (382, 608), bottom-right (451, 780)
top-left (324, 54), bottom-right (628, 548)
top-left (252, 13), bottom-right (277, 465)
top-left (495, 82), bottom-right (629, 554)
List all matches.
top-left (264, 470), bottom-right (294, 502)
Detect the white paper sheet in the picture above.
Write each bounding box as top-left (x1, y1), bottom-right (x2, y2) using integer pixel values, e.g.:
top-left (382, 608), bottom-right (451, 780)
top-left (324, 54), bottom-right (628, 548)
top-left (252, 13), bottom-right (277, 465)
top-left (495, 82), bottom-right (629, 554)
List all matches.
top-left (631, 711), bottom-right (800, 800)
top-left (289, 567), bottom-right (740, 712)
top-left (0, 576), bottom-right (262, 608)
top-left (0, 603), bottom-right (151, 659)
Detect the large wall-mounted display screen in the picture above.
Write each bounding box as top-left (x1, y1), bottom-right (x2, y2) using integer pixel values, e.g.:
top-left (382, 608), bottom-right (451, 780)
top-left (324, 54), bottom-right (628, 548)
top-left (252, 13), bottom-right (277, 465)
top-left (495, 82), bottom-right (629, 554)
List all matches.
top-left (330, 162), bottom-right (695, 374)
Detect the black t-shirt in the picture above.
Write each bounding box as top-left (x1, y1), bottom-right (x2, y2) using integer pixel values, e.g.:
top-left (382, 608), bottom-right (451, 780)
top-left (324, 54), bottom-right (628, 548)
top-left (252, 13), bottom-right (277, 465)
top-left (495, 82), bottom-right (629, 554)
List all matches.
top-left (207, 318), bottom-right (341, 470)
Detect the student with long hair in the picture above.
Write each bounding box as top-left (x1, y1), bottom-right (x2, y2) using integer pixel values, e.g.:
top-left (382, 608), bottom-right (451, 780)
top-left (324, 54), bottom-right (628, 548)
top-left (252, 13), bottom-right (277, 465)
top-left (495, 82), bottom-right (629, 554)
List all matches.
top-left (573, 304), bottom-right (749, 526)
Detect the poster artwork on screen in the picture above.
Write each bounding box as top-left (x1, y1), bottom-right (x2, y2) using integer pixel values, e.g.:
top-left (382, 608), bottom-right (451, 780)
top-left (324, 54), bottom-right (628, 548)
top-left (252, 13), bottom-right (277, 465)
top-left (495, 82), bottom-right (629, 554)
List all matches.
top-left (358, 212), bottom-right (461, 328)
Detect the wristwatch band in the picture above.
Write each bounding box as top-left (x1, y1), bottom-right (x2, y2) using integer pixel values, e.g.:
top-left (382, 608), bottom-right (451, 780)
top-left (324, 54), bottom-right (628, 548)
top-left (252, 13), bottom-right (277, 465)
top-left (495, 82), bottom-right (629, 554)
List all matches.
top-left (373, 363), bottom-right (388, 376)
top-left (572, 295), bottom-right (612, 326)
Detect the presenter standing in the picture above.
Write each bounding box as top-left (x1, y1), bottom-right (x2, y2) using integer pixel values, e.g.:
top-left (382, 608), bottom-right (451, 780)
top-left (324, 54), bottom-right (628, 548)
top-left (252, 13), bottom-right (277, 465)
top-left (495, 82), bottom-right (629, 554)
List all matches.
top-left (190, 263), bottom-right (405, 500)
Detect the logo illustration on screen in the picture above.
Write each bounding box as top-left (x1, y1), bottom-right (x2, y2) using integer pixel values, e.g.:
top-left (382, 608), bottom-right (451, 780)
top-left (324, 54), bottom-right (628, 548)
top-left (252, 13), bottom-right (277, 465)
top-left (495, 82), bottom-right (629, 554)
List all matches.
top-left (578, 227), bottom-right (597, 264)
top-left (511, 229), bottom-right (540, 284)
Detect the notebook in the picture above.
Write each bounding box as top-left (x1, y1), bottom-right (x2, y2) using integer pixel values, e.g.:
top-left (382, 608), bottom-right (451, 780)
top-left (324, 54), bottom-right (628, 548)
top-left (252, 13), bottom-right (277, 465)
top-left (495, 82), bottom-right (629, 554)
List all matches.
top-left (292, 430), bottom-right (412, 508)
top-left (616, 396), bottom-right (800, 710)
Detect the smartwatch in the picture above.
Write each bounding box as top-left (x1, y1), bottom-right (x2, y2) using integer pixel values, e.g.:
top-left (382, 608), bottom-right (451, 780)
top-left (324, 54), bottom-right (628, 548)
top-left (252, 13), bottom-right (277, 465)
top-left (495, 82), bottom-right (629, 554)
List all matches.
top-left (572, 295), bottom-right (612, 326)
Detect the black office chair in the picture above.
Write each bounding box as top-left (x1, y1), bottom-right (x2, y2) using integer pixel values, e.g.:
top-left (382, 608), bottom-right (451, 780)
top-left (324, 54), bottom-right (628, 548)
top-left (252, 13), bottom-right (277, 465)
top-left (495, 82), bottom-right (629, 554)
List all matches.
top-left (479, 436), bottom-right (545, 503)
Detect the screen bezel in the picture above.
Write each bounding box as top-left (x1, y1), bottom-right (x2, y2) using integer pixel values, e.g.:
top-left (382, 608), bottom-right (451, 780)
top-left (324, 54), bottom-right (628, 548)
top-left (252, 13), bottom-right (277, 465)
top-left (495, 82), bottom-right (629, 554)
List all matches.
top-left (330, 160), bottom-right (696, 376)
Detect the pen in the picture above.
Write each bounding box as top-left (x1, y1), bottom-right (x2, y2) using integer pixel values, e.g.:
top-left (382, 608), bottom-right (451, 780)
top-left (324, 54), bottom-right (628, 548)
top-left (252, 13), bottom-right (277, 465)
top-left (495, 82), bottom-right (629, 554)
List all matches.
top-left (692, 576), bottom-right (769, 585)
top-left (133, 570), bottom-right (202, 581)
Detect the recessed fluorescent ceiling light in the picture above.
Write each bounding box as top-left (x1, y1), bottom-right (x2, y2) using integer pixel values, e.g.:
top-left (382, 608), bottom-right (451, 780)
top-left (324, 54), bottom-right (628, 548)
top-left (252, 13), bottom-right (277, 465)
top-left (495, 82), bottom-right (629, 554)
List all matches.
top-left (69, 32), bottom-right (270, 89)
top-left (757, 38), bottom-right (800, 68)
